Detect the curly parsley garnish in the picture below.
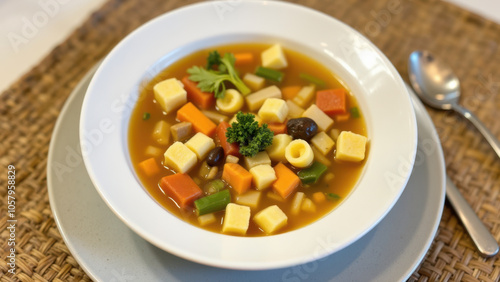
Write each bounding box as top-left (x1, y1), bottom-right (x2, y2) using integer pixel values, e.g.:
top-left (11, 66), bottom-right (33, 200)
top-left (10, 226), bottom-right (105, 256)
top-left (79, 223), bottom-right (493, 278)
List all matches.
top-left (226, 112), bottom-right (274, 157)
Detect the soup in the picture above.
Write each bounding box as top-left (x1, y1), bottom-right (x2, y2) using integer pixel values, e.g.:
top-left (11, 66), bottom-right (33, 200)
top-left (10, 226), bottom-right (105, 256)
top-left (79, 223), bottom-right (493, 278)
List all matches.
top-left (128, 43), bottom-right (368, 236)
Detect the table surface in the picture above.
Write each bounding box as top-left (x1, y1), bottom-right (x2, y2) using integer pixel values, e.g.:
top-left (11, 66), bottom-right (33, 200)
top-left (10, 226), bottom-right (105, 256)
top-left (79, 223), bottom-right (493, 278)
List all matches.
top-left (0, 0), bottom-right (499, 281)
top-left (0, 0), bottom-right (500, 94)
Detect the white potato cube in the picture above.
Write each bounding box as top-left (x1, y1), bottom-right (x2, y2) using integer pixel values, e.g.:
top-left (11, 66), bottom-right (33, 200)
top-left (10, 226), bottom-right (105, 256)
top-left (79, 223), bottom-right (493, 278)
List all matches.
top-left (266, 134), bottom-right (292, 163)
top-left (258, 98), bottom-right (288, 123)
top-left (244, 151), bottom-right (271, 169)
top-left (335, 131), bottom-right (367, 162)
top-left (226, 155), bottom-right (240, 164)
top-left (164, 142), bottom-right (197, 173)
top-left (185, 132), bottom-right (215, 160)
top-left (301, 198), bottom-right (317, 213)
top-left (267, 191), bottom-right (285, 202)
top-left (261, 44), bottom-right (288, 69)
top-left (245, 86), bottom-right (282, 111)
top-left (292, 85), bottom-right (316, 107)
top-left (286, 100), bottom-right (305, 118)
top-left (222, 203), bottom-right (251, 235)
top-left (152, 120), bottom-right (171, 145)
top-left (253, 205), bottom-right (288, 234)
top-left (235, 190), bottom-right (262, 209)
top-left (198, 213), bottom-right (216, 226)
top-left (249, 164), bottom-right (277, 190)
top-left (243, 73), bottom-right (265, 91)
top-left (302, 104), bottom-right (334, 132)
top-left (311, 131), bottom-right (335, 155)
top-left (153, 78), bottom-right (187, 114)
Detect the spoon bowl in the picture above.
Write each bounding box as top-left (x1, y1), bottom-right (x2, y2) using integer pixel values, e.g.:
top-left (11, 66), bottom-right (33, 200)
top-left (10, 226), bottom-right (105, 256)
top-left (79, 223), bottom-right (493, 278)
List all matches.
top-left (408, 51), bottom-right (460, 110)
top-left (408, 50), bottom-right (500, 158)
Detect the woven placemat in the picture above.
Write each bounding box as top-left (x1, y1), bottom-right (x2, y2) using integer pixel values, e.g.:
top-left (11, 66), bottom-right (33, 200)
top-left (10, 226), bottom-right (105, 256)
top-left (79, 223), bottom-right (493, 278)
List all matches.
top-left (1, 0), bottom-right (499, 281)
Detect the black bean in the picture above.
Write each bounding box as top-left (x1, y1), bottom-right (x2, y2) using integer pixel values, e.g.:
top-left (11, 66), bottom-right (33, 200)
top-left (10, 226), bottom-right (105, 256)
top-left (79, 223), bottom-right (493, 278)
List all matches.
top-left (206, 147), bottom-right (225, 166)
top-left (286, 118), bottom-right (318, 141)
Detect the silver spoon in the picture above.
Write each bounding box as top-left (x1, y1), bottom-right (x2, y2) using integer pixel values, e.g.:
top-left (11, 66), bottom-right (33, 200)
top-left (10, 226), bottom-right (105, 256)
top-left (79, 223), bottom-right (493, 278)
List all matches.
top-left (408, 50), bottom-right (499, 257)
top-left (408, 50), bottom-right (500, 158)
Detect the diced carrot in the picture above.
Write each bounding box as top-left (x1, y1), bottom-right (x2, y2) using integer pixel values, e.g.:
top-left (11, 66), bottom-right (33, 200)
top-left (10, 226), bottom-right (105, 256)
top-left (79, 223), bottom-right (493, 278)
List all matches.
top-left (222, 163), bottom-right (252, 194)
top-left (316, 89), bottom-right (347, 115)
top-left (312, 192), bottom-right (326, 204)
top-left (138, 158), bottom-right (161, 177)
top-left (216, 121), bottom-right (241, 157)
top-left (272, 163), bottom-right (300, 199)
top-left (160, 173), bottom-right (203, 208)
top-left (281, 86), bottom-right (301, 100)
top-left (182, 76), bottom-right (215, 110)
top-left (267, 122), bottom-right (287, 135)
top-left (177, 102), bottom-right (217, 136)
top-left (335, 113), bottom-right (350, 122)
top-left (234, 53), bottom-right (254, 66)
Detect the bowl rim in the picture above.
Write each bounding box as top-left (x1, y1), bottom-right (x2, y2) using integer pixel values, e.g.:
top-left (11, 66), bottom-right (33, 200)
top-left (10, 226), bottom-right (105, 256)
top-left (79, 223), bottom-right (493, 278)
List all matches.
top-left (80, 0), bottom-right (417, 270)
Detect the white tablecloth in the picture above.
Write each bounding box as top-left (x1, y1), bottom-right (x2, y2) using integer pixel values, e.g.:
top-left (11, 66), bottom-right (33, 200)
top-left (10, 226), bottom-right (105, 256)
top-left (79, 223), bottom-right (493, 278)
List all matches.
top-left (0, 0), bottom-right (499, 94)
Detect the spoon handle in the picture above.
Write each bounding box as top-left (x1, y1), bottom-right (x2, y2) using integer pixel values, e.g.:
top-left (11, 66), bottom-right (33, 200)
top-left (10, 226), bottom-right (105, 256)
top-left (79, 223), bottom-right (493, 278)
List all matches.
top-left (445, 176), bottom-right (499, 257)
top-left (452, 104), bottom-right (500, 159)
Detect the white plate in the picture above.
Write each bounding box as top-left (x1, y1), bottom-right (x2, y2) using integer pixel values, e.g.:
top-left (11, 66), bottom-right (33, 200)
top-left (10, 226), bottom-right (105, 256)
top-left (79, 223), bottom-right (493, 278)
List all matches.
top-left (79, 1), bottom-right (417, 269)
top-left (48, 66), bottom-right (444, 281)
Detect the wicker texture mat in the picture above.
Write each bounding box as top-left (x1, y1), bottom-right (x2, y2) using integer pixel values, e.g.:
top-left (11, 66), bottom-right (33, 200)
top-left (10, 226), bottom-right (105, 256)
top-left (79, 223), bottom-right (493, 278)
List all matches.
top-left (0, 0), bottom-right (499, 281)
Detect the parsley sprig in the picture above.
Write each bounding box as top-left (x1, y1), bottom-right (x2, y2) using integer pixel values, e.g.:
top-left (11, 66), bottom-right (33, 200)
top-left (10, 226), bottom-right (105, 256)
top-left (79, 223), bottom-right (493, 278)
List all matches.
top-left (187, 51), bottom-right (250, 99)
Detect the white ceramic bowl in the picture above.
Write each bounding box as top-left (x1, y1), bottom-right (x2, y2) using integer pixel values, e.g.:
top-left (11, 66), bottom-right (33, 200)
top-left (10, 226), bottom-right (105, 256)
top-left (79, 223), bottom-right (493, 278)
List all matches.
top-left (80, 1), bottom-right (417, 270)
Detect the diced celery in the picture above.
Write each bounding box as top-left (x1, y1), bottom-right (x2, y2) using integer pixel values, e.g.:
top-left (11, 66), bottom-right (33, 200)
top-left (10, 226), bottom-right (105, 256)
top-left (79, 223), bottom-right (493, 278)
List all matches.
top-left (255, 67), bottom-right (284, 82)
top-left (195, 189), bottom-right (231, 215)
top-left (299, 73), bottom-right (326, 87)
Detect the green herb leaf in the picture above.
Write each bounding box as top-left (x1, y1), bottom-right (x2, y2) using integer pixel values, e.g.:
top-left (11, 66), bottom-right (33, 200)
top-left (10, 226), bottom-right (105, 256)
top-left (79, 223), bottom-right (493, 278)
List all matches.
top-left (142, 112), bottom-right (150, 120)
top-left (188, 52), bottom-right (250, 99)
top-left (225, 112), bottom-right (274, 157)
top-left (350, 107), bottom-right (360, 118)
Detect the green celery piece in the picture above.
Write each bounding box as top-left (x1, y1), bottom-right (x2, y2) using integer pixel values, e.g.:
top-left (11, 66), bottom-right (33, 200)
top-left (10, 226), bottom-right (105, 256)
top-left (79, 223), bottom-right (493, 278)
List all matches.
top-left (299, 73), bottom-right (326, 87)
top-left (350, 107), bottom-right (361, 118)
top-left (298, 162), bottom-right (328, 184)
top-left (195, 189), bottom-right (231, 215)
top-left (255, 67), bottom-right (284, 82)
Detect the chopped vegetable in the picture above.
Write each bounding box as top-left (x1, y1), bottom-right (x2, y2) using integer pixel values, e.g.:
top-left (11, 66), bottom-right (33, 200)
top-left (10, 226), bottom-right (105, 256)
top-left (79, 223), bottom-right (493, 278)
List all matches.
top-left (244, 151), bottom-right (271, 170)
top-left (225, 155), bottom-right (239, 164)
top-left (312, 192), bottom-right (326, 203)
top-left (153, 78), bottom-right (187, 114)
top-left (188, 52), bottom-right (250, 99)
top-left (335, 113), bottom-right (350, 122)
top-left (301, 198), bottom-right (317, 212)
top-left (243, 73), bottom-right (265, 91)
top-left (185, 132), bottom-right (215, 160)
top-left (152, 120), bottom-right (171, 145)
top-left (182, 76), bottom-right (215, 109)
top-left (297, 162), bottom-right (328, 184)
top-left (290, 192), bottom-right (305, 215)
top-left (316, 89), bottom-right (347, 115)
top-left (258, 98), bottom-right (289, 123)
top-left (142, 112), bottom-right (150, 120)
top-left (202, 110), bottom-right (229, 124)
top-left (160, 173), bottom-right (203, 208)
top-left (253, 205), bottom-right (288, 234)
top-left (222, 203), bottom-right (251, 235)
top-left (235, 190), bottom-right (262, 209)
top-left (266, 134), bottom-right (292, 163)
top-left (216, 121), bottom-right (241, 157)
top-left (281, 86), bottom-right (301, 100)
top-left (310, 131), bottom-right (335, 155)
top-left (350, 107), bottom-right (361, 118)
top-left (245, 85), bottom-right (282, 111)
top-left (204, 179), bottom-right (225, 194)
top-left (335, 131), bottom-right (367, 162)
top-left (170, 121), bottom-right (192, 142)
top-left (301, 104), bottom-right (334, 132)
top-left (164, 142), bottom-right (198, 174)
top-left (194, 189), bottom-right (231, 215)
top-left (249, 164), bottom-right (277, 190)
top-left (234, 52), bottom-right (254, 66)
top-left (261, 44), bottom-right (288, 69)
top-left (177, 102), bottom-right (217, 136)
top-left (267, 122), bottom-right (287, 135)
top-left (222, 163), bottom-right (253, 194)
top-left (299, 73), bottom-right (326, 87)
top-left (198, 213), bottom-right (216, 226)
top-left (226, 112), bottom-right (274, 157)
top-left (272, 162), bottom-right (300, 199)
top-left (292, 85), bottom-right (316, 107)
top-left (255, 66), bottom-right (284, 82)
top-left (137, 158), bottom-right (160, 177)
